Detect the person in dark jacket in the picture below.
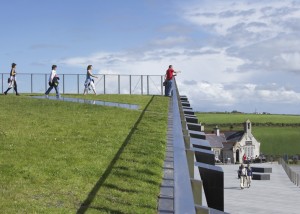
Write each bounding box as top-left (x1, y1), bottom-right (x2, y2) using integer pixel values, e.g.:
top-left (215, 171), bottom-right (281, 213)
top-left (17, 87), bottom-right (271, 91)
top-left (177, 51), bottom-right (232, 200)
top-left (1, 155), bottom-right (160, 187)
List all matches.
top-left (45, 65), bottom-right (60, 98)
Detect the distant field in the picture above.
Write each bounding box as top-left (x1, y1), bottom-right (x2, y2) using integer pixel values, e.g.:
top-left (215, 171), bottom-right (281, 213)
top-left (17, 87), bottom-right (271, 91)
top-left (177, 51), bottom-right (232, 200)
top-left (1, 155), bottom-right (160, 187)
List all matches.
top-left (196, 112), bottom-right (300, 125)
top-left (0, 94), bottom-right (169, 213)
top-left (196, 113), bottom-right (300, 155)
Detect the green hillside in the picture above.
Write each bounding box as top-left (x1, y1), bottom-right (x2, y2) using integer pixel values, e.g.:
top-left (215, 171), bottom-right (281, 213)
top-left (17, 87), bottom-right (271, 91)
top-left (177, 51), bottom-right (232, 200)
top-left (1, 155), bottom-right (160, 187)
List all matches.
top-left (0, 94), bottom-right (169, 213)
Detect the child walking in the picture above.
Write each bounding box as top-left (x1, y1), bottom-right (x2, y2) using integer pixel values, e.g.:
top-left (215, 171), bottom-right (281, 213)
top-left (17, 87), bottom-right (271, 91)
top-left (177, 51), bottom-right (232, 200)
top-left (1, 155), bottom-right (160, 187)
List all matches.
top-left (83, 65), bottom-right (98, 95)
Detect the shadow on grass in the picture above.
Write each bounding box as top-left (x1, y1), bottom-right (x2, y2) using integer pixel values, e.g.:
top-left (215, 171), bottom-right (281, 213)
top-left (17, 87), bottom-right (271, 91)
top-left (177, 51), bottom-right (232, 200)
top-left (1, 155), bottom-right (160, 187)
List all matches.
top-left (77, 95), bottom-right (155, 214)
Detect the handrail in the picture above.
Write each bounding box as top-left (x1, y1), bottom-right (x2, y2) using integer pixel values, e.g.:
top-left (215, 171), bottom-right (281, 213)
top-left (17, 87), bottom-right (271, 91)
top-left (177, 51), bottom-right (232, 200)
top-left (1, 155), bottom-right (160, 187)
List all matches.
top-left (171, 78), bottom-right (196, 213)
top-left (279, 158), bottom-right (300, 186)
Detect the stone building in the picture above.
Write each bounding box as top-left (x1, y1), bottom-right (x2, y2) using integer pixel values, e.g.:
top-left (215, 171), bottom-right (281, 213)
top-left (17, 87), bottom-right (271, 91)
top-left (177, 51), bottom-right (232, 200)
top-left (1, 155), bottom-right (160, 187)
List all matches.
top-left (205, 120), bottom-right (260, 163)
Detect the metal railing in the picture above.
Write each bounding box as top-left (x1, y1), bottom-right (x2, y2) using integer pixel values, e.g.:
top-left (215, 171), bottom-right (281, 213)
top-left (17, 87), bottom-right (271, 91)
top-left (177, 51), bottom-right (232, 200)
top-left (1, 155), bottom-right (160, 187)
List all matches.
top-left (1, 73), bottom-right (164, 95)
top-left (279, 158), bottom-right (300, 187)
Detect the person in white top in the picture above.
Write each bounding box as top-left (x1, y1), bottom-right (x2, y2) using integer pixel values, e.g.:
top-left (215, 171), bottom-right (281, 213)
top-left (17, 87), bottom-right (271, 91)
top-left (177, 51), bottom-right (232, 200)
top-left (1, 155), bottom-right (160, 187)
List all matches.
top-left (45, 65), bottom-right (60, 98)
top-left (83, 65), bottom-right (98, 95)
top-left (239, 164), bottom-right (247, 189)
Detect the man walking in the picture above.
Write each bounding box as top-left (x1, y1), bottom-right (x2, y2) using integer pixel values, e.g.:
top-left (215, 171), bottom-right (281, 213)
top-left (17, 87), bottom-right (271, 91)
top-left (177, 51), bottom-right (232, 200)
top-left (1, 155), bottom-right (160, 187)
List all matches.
top-left (45, 65), bottom-right (60, 98)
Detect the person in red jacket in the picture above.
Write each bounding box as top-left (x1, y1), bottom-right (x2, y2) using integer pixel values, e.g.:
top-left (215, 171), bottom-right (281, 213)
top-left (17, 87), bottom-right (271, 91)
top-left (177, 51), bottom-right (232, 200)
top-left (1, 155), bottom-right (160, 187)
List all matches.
top-left (164, 65), bottom-right (178, 96)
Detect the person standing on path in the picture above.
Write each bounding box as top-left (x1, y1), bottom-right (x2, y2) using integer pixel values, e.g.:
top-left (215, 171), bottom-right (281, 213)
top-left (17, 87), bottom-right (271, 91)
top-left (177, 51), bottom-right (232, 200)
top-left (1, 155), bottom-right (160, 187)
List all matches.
top-left (4, 63), bottom-right (20, 95)
top-left (240, 164), bottom-right (247, 189)
top-left (246, 164), bottom-right (253, 188)
top-left (164, 65), bottom-right (178, 97)
top-left (83, 65), bottom-right (98, 95)
top-left (45, 65), bottom-right (60, 98)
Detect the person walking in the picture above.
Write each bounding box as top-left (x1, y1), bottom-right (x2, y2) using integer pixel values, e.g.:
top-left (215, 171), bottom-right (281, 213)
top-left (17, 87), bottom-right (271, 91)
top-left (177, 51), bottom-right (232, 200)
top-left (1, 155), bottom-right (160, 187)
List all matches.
top-left (240, 164), bottom-right (247, 189)
top-left (83, 65), bottom-right (98, 95)
top-left (164, 65), bottom-right (178, 96)
top-left (4, 63), bottom-right (20, 95)
top-left (45, 65), bottom-right (60, 98)
top-left (246, 164), bottom-right (253, 188)
top-left (243, 153), bottom-right (247, 164)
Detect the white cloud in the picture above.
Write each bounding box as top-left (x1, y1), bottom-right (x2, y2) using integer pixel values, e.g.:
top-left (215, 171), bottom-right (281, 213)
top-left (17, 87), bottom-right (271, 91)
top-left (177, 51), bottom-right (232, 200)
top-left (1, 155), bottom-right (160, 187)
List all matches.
top-left (182, 0), bottom-right (300, 40)
top-left (179, 81), bottom-right (300, 113)
top-left (151, 36), bottom-right (189, 46)
top-left (58, 0), bottom-right (300, 114)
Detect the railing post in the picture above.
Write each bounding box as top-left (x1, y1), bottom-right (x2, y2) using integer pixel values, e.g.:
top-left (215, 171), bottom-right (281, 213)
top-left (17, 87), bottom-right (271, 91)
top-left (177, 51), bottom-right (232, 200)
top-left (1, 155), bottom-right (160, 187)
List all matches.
top-left (161, 75), bottom-right (164, 96)
top-left (63, 74), bottom-right (65, 94)
top-left (31, 74), bottom-right (33, 93)
top-left (77, 74), bottom-right (80, 94)
top-left (141, 75), bottom-right (143, 95)
top-left (45, 74), bottom-right (47, 92)
top-left (147, 75), bottom-right (149, 95)
top-left (103, 75), bottom-right (106, 94)
top-left (2, 73), bottom-right (3, 93)
top-left (118, 75), bottom-right (120, 94)
top-left (129, 75), bottom-right (132, 94)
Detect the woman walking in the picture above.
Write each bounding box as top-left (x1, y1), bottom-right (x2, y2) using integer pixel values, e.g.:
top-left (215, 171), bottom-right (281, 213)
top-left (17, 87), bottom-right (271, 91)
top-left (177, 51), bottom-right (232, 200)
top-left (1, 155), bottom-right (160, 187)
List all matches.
top-left (45, 65), bottom-right (60, 98)
top-left (4, 63), bottom-right (20, 95)
top-left (83, 65), bottom-right (98, 95)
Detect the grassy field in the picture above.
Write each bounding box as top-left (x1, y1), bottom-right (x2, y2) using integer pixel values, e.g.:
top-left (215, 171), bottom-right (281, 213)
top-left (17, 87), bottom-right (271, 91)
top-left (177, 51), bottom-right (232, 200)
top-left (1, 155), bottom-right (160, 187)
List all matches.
top-left (196, 113), bottom-right (300, 155)
top-left (0, 94), bottom-right (169, 213)
top-left (196, 112), bottom-right (300, 125)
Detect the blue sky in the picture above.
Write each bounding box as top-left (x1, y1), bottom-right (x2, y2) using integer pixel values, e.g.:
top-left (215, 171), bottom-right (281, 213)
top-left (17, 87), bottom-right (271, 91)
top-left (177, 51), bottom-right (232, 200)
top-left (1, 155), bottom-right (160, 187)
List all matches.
top-left (1, 0), bottom-right (300, 114)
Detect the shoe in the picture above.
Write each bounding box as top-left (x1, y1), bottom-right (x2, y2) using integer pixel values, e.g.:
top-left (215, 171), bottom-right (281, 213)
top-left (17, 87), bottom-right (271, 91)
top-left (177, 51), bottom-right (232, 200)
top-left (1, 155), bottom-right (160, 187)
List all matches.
top-left (4, 92), bottom-right (7, 95)
top-left (16, 93), bottom-right (20, 96)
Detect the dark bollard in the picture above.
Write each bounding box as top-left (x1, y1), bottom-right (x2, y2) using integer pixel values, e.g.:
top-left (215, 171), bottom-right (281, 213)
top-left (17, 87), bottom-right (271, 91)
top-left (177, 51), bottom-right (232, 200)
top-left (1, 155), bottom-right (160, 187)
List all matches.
top-left (189, 130), bottom-right (206, 140)
top-left (191, 138), bottom-right (211, 151)
top-left (193, 148), bottom-right (215, 165)
top-left (196, 162), bottom-right (224, 211)
top-left (181, 101), bottom-right (190, 107)
top-left (185, 116), bottom-right (198, 124)
top-left (184, 109), bottom-right (194, 115)
top-left (187, 123), bottom-right (202, 131)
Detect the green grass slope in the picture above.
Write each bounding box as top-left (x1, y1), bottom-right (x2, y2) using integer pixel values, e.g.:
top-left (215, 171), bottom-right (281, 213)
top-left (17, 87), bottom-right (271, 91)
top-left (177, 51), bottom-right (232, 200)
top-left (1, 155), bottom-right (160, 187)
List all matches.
top-left (0, 95), bottom-right (169, 213)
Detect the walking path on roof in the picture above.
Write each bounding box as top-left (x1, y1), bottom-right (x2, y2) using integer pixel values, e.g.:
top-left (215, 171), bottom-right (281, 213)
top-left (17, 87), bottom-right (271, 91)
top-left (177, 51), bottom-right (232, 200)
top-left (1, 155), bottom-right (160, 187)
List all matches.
top-left (31, 95), bottom-right (139, 110)
top-left (221, 163), bottom-right (300, 214)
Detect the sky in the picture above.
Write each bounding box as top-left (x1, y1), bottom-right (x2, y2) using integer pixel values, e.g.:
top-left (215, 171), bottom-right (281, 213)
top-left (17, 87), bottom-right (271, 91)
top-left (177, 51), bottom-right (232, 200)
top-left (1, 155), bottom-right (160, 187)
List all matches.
top-left (1, 0), bottom-right (300, 114)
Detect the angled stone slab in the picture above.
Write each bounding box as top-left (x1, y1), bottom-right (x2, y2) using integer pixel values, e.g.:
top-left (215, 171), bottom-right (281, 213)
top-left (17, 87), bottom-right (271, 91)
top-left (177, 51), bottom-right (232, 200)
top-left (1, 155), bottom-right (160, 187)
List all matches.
top-left (191, 138), bottom-right (211, 151)
top-left (185, 116), bottom-right (198, 124)
top-left (196, 162), bottom-right (224, 212)
top-left (183, 109), bottom-right (194, 115)
top-left (187, 122), bottom-right (202, 131)
top-left (189, 130), bottom-right (206, 140)
top-left (252, 173), bottom-right (271, 180)
top-left (181, 101), bottom-right (190, 107)
top-left (185, 114), bottom-right (197, 118)
top-left (183, 107), bottom-right (193, 111)
top-left (180, 97), bottom-right (188, 101)
top-left (193, 147), bottom-right (215, 165)
top-left (252, 167), bottom-right (272, 173)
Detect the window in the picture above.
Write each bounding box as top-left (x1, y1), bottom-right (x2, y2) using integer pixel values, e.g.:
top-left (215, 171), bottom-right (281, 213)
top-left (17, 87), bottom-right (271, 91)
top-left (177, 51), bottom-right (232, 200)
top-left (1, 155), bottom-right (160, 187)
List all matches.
top-left (244, 145), bottom-right (254, 158)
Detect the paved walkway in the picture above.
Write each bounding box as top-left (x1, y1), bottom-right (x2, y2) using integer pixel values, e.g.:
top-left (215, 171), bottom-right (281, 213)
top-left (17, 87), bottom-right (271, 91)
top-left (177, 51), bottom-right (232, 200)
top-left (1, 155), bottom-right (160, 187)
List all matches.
top-left (221, 163), bottom-right (300, 214)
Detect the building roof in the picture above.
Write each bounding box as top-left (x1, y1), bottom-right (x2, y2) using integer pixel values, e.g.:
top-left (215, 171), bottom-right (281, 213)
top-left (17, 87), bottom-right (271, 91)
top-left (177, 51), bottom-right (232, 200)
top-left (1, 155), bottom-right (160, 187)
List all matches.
top-left (205, 130), bottom-right (245, 149)
top-left (205, 134), bottom-right (225, 148)
top-left (224, 131), bottom-right (244, 142)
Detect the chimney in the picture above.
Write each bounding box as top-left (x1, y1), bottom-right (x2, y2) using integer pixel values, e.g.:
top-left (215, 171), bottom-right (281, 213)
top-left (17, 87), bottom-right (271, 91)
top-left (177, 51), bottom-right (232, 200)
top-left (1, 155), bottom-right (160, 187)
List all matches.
top-left (214, 126), bottom-right (220, 136)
